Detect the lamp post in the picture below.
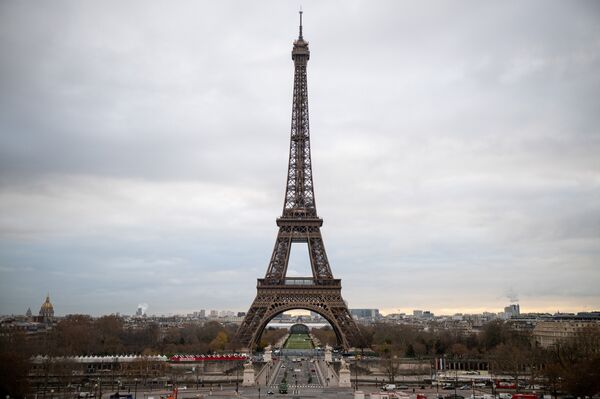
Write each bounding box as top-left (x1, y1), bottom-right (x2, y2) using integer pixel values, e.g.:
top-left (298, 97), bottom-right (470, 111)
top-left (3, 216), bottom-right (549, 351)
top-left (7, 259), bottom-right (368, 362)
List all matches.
top-left (454, 367), bottom-right (458, 399)
top-left (354, 361), bottom-right (358, 390)
top-left (134, 379), bottom-right (138, 399)
top-left (354, 355), bottom-right (361, 391)
top-left (235, 360), bottom-right (240, 393)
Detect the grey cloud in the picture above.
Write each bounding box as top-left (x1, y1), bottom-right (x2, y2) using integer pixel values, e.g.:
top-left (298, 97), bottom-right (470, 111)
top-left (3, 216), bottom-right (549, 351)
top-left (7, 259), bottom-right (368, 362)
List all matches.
top-left (1, 1), bottom-right (599, 315)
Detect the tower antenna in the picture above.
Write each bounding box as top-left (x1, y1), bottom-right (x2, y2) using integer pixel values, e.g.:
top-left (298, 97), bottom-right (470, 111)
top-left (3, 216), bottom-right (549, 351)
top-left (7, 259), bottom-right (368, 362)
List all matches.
top-left (299, 8), bottom-right (303, 39)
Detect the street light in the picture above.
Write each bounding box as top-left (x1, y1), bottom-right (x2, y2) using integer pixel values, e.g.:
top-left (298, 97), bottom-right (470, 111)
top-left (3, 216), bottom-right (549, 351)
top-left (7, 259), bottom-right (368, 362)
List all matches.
top-left (134, 379), bottom-right (138, 399)
top-left (354, 361), bottom-right (358, 390)
top-left (454, 367), bottom-right (458, 399)
top-left (354, 355), bottom-right (361, 391)
top-left (235, 360), bottom-right (240, 393)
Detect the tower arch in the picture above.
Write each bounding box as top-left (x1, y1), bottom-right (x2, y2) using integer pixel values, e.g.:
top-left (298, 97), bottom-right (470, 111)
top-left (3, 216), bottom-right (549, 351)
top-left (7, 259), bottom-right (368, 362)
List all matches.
top-left (253, 305), bottom-right (345, 350)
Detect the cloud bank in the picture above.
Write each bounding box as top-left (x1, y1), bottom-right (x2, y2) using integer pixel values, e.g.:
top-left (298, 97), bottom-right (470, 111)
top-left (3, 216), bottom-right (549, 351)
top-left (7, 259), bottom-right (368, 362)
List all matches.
top-left (1, 1), bottom-right (599, 315)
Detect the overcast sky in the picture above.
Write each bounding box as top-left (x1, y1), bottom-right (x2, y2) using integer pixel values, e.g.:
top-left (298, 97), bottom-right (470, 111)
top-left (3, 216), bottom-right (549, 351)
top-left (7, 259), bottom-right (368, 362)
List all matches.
top-left (1, 1), bottom-right (599, 317)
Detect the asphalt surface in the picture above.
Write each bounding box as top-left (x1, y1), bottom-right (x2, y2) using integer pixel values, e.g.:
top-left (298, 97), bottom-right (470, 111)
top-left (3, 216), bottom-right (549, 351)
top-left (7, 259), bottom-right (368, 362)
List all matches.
top-left (269, 356), bottom-right (323, 394)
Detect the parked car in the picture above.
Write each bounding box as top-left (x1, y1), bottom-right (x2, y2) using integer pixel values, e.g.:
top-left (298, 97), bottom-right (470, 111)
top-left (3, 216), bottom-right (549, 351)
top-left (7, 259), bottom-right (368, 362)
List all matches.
top-left (512, 394), bottom-right (538, 399)
top-left (444, 395), bottom-right (465, 399)
top-left (469, 395), bottom-right (493, 399)
top-left (525, 385), bottom-right (544, 390)
top-left (382, 384), bottom-right (397, 391)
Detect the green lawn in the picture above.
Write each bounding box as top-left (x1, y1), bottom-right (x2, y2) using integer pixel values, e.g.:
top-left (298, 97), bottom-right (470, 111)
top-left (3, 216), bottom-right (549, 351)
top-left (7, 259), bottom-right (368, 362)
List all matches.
top-left (283, 333), bottom-right (314, 350)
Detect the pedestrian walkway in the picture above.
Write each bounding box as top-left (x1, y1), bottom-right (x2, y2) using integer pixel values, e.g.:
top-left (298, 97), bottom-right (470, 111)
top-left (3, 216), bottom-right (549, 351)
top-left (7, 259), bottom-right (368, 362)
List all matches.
top-left (268, 383), bottom-right (323, 389)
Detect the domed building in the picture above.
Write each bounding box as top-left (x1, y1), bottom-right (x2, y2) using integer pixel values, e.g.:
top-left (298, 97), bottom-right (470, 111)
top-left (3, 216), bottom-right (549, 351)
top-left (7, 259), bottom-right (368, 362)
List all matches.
top-left (39, 294), bottom-right (54, 324)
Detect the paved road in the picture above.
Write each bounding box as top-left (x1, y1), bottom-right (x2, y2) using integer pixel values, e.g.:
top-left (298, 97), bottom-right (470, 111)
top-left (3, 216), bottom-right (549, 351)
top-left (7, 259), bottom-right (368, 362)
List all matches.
top-left (269, 356), bottom-right (323, 394)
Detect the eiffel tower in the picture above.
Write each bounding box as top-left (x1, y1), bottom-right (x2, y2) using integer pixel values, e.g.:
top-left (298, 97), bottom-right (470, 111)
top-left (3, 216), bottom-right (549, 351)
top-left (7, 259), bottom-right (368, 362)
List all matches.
top-left (235, 12), bottom-right (363, 350)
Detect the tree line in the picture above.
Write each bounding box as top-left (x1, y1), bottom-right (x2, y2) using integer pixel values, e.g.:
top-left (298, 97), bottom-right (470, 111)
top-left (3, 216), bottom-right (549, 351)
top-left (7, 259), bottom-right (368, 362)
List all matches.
top-left (311, 321), bottom-right (599, 396)
top-left (1, 317), bottom-right (598, 397)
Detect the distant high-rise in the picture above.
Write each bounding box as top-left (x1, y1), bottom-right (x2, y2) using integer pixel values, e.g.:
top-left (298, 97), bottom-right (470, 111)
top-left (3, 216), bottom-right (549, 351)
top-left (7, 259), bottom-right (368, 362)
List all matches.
top-left (219, 310), bottom-right (235, 317)
top-left (503, 304), bottom-right (520, 318)
top-left (350, 309), bottom-right (381, 320)
top-left (412, 309), bottom-right (434, 319)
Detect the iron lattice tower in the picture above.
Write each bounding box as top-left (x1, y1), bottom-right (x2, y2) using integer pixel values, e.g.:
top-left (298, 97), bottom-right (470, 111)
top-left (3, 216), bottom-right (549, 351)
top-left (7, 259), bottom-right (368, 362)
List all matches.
top-left (235, 12), bottom-right (363, 350)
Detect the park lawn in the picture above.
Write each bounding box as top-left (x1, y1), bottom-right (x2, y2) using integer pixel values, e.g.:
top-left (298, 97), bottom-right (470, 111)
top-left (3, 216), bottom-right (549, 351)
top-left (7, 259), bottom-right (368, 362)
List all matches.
top-left (283, 333), bottom-right (314, 350)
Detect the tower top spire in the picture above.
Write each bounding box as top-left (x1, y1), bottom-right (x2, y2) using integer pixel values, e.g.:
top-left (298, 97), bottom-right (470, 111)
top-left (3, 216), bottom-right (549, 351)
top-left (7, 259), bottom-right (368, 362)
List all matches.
top-left (299, 9), bottom-right (303, 40)
top-left (292, 9), bottom-right (309, 60)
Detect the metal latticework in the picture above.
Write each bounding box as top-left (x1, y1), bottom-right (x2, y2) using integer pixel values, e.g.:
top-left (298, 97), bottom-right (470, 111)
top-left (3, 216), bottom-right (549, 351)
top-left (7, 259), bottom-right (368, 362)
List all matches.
top-left (235, 13), bottom-right (362, 350)
top-left (283, 31), bottom-right (315, 218)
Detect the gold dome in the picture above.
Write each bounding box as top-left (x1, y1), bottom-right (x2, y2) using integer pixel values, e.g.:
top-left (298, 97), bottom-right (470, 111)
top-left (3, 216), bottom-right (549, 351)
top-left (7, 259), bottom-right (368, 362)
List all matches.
top-left (39, 294), bottom-right (54, 315)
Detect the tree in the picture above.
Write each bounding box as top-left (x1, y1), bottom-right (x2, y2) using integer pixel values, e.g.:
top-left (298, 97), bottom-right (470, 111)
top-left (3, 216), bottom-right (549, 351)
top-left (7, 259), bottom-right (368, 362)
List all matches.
top-left (310, 326), bottom-right (336, 347)
top-left (54, 314), bottom-right (95, 355)
top-left (209, 331), bottom-right (229, 352)
top-left (543, 326), bottom-right (600, 397)
top-left (450, 343), bottom-right (468, 358)
top-left (382, 353), bottom-right (401, 383)
top-left (0, 337), bottom-right (31, 398)
top-left (356, 324), bottom-right (375, 350)
top-left (258, 328), bottom-right (288, 350)
top-left (492, 343), bottom-right (529, 392)
top-left (405, 343), bottom-right (416, 358)
top-left (95, 315), bottom-right (125, 354)
top-left (480, 320), bottom-right (509, 351)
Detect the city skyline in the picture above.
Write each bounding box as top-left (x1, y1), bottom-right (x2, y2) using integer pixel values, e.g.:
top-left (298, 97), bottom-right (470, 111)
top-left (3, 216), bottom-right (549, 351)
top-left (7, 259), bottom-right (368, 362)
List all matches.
top-left (1, 2), bottom-right (599, 316)
top-left (7, 294), bottom-right (595, 318)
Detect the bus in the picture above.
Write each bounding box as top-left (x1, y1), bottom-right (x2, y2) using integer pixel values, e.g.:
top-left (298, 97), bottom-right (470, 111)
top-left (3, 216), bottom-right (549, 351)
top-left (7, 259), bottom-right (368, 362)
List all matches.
top-left (278, 382), bottom-right (288, 394)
